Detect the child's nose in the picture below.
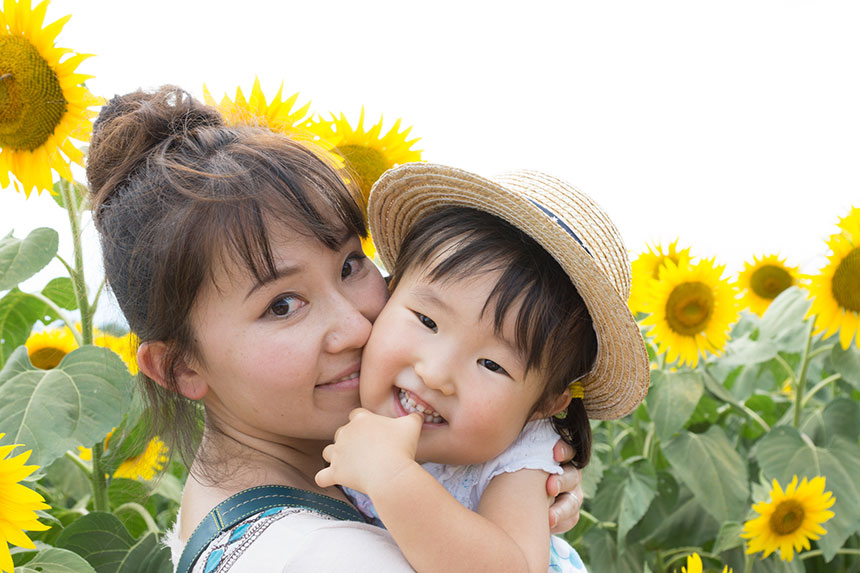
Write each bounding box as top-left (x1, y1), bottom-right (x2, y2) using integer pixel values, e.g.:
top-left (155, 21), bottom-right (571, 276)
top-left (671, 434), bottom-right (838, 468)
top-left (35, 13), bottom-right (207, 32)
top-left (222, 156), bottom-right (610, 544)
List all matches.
top-left (414, 358), bottom-right (456, 396)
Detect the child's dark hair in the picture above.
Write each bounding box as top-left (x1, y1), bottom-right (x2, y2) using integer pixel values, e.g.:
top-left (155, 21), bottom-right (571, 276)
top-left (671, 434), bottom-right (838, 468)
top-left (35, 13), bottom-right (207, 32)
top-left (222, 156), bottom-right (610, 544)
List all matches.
top-left (390, 207), bottom-right (597, 468)
top-left (86, 86), bottom-right (367, 474)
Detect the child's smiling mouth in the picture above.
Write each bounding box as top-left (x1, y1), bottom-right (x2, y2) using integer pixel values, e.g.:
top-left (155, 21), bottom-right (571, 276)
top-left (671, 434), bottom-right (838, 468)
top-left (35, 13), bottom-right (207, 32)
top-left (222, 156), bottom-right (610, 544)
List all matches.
top-left (396, 388), bottom-right (446, 424)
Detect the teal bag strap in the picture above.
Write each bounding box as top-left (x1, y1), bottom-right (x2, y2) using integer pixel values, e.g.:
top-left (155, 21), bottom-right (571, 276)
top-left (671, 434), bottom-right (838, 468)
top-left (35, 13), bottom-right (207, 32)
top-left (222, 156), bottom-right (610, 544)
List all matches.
top-left (176, 485), bottom-right (366, 573)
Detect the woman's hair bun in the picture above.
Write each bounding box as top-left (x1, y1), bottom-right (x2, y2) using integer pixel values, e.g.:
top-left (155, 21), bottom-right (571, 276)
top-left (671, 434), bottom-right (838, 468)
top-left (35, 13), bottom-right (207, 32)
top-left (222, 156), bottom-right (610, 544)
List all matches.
top-left (87, 85), bottom-right (223, 212)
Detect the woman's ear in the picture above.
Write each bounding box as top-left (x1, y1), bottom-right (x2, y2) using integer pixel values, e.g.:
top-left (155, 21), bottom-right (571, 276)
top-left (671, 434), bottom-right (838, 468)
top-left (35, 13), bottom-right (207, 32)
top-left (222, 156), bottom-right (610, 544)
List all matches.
top-left (533, 392), bottom-right (573, 420)
top-left (137, 341), bottom-right (209, 400)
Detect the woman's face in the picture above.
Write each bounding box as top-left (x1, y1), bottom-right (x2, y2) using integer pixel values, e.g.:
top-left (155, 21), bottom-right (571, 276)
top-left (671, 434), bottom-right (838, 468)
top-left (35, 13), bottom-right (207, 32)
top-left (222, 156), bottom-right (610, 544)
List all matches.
top-left (187, 225), bottom-right (388, 445)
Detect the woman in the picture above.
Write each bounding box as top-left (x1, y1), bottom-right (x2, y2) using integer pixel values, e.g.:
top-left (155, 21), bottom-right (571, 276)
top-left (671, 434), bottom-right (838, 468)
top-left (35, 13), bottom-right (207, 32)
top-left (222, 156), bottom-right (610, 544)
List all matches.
top-left (86, 85), bottom-right (583, 571)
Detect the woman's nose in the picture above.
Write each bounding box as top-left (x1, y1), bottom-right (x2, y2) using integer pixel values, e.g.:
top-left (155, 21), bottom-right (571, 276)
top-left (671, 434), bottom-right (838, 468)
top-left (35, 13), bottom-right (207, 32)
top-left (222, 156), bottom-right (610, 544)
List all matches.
top-left (322, 294), bottom-right (373, 354)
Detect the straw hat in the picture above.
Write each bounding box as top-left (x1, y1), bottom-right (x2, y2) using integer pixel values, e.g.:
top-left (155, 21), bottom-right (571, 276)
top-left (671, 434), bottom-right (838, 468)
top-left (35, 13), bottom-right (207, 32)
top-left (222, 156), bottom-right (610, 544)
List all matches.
top-left (368, 163), bottom-right (649, 420)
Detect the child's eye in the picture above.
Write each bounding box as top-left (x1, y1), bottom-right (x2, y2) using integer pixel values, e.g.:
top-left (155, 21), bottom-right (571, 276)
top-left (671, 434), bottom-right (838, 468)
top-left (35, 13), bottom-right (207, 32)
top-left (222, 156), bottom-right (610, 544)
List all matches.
top-left (268, 295), bottom-right (305, 318)
top-left (478, 359), bottom-right (509, 376)
top-left (415, 312), bottom-right (438, 333)
top-left (342, 252), bottom-right (366, 279)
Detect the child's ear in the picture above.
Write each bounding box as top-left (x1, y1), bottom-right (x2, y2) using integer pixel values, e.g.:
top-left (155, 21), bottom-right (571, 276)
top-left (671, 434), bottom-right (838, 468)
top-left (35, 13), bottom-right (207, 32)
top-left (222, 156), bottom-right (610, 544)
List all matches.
top-left (532, 392), bottom-right (573, 420)
top-left (137, 341), bottom-right (209, 400)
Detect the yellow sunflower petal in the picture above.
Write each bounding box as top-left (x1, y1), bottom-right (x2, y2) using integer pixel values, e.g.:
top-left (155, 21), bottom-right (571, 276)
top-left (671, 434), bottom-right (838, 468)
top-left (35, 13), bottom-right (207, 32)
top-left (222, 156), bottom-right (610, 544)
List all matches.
top-left (1, 0), bottom-right (100, 196)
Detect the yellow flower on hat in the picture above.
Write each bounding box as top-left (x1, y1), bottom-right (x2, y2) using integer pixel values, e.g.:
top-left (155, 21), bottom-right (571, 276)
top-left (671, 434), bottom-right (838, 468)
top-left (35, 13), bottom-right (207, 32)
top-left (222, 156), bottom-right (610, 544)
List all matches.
top-left (741, 475), bottom-right (835, 562)
top-left (0, 434), bottom-right (50, 573)
top-left (25, 325), bottom-right (77, 369)
top-left (737, 254), bottom-right (799, 316)
top-left (641, 258), bottom-right (739, 368)
top-left (805, 209), bottom-right (860, 350)
top-left (113, 436), bottom-right (168, 481)
top-left (0, 0), bottom-right (102, 197)
top-left (203, 77), bottom-right (312, 135)
top-left (629, 239), bottom-right (692, 314)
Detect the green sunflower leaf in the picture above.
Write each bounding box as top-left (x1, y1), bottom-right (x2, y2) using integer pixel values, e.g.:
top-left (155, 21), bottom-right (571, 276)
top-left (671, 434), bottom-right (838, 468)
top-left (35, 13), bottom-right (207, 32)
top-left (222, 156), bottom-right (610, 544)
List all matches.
top-left (17, 547), bottom-right (96, 573)
top-left (758, 287), bottom-right (812, 352)
top-left (0, 289), bottom-right (49, 369)
top-left (42, 276), bottom-right (78, 310)
top-left (55, 511), bottom-right (135, 571)
top-left (754, 426), bottom-right (860, 561)
top-left (830, 343), bottom-right (860, 390)
top-left (646, 370), bottom-right (704, 441)
top-left (0, 345), bottom-right (132, 468)
top-left (117, 532), bottom-right (172, 573)
top-left (662, 426), bottom-right (749, 523)
top-left (0, 227), bottom-right (59, 292)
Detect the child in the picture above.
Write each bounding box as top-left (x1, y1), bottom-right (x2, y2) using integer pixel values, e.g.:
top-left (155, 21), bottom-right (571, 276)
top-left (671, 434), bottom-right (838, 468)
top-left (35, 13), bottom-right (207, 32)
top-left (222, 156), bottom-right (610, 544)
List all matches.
top-left (316, 164), bottom-right (650, 572)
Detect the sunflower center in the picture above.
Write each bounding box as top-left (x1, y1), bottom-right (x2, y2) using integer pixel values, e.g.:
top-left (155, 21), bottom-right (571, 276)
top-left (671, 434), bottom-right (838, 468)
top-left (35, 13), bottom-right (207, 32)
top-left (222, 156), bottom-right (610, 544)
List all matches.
top-left (665, 281), bottom-right (714, 335)
top-left (0, 36), bottom-right (68, 151)
top-left (751, 265), bottom-right (793, 300)
top-left (831, 247), bottom-right (860, 312)
top-left (769, 499), bottom-right (805, 535)
top-left (336, 145), bottom-right (390, 201)
top-left (29, 347), bottom-right (68, 370)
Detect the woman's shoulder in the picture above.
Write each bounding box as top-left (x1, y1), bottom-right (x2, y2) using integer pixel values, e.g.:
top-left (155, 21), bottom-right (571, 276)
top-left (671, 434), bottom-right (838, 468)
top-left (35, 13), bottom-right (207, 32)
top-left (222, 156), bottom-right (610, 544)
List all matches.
top-left (173, 506), bottom-right (414, 572)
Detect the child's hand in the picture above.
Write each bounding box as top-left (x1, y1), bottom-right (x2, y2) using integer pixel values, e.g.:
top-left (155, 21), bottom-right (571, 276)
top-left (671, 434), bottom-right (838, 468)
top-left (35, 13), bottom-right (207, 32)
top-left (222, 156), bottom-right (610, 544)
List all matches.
top-left (315, 408), bottom-right (424, 495)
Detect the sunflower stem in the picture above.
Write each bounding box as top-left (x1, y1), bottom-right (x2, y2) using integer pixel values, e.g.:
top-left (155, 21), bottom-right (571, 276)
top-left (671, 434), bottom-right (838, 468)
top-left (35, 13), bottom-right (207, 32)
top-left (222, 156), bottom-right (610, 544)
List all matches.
top-left (64, 450), bottom-right (92, 477)
top-left (772, 353), bottom-right (795, 385)
top-left (702, 365), bottom-right (770, 432)
top-left (90, 277), bottom-right (106, 316)
top-left (89, 442), bottom-right (110, 512)
top-left (792, 319), bottom-right (816, 429)
top-left (802, 373), bottom-right (842, 407)
top-left (28, 291), bottom-right (83, 347)
top-left (115, 502), bottom-right (160, 535)
top-left (807, 343), bottom-right (835, 362)
top-left (59, 178), bottom-right (93, 346)
top-left (743, 553), bottom-right (753, 573)
top-left (798, 548), bottom-right (860, 560)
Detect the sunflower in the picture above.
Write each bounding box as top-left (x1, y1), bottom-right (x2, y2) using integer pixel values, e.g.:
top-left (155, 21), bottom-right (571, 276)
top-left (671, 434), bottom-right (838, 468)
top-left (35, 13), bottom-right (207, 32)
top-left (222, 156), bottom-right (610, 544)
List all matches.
top-left (25, 325), bottom-right (77, 369)
top-left (806, 229), bottom-right (860, 350)
top-left (0, 434), bottom-right (50, 573)
top-left (836, 205), bottom-right (859, 241)
top-left (629, 239), bottom-right (693, 314)
top-left (640, 258), bottom-right (739, 368)
top-left (203, 77), bottom-right (312, 136)
top-left (113, 436), bottom-right (168, 481)
top-left (94, 331), bottom-right (138, 374)
top-left (741, 475), bottom-right (835, 562)
top-left (680, 553), bottom-right (732, 573)
top-left (309, 108), bottom-right (422, 204)
top-left (737, 254), bottom-right (799, 316)
top-left (0, 0), bottom-right (101, 197)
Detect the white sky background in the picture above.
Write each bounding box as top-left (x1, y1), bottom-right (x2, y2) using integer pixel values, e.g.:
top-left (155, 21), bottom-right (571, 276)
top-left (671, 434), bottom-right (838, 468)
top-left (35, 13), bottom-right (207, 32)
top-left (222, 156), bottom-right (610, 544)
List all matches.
top-left (2, 0), bottom-right (859, 326)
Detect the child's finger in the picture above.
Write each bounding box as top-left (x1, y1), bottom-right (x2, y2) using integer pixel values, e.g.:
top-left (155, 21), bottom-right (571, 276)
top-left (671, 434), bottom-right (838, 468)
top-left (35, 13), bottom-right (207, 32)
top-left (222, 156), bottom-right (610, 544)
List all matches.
top-left (322, 443), bottom-right (335, 463)
top-left (315, 467), bottom-right (334, 488)
top-left (348, 407), bottom-right (370, 421)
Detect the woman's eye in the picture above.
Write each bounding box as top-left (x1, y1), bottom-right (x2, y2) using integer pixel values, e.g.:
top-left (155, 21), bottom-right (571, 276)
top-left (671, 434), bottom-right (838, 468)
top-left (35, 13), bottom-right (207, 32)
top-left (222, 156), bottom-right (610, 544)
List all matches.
top-left (416, 313), bottom-right (438, 332)
top-left (342, 253), bottom-right (366, 279)
top-left (269, 295), bottom-right (304, 317)
top-left (479, 359), bottom-right (509, 376)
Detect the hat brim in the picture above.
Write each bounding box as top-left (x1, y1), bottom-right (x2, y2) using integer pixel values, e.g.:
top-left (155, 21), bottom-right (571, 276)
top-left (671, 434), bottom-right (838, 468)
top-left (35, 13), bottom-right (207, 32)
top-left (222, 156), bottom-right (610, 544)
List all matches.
top-left (368, 163), bottom-right (649, 420)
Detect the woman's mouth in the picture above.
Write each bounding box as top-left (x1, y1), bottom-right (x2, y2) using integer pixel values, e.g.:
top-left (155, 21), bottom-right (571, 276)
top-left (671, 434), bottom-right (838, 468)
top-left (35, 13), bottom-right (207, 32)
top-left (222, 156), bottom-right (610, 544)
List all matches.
top-left (318, 371), bottom-right (360, 389)
top-left (398, 388), bottom-right (445, 424)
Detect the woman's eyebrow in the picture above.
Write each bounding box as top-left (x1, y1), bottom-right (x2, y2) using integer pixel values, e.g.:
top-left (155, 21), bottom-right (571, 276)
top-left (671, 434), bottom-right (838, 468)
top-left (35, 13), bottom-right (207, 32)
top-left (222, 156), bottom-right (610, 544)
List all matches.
top-left (245, 264), bottom-right (303, 300)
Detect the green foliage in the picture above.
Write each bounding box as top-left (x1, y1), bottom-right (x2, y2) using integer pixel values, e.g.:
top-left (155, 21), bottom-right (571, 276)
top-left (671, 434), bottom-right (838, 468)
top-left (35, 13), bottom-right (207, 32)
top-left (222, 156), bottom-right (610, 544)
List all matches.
top-left (1, 214), bottom-right (184, 571)
top-left (572, 287), bottom-right (860, 571)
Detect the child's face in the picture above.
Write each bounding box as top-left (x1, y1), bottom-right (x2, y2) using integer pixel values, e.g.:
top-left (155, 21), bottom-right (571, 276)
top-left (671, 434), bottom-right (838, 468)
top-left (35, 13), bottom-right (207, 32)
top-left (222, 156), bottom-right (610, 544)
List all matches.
top-left (187, 225), bottom-right (389, 445)
top-left (360, 264), bottom-right (548, 466)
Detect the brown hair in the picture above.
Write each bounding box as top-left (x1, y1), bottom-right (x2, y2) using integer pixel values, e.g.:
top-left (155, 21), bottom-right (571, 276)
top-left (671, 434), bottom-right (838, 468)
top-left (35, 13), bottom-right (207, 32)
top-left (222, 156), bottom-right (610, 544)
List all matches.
top-left (87, 86), bottom-right (366, 469)
top-left (390, 207), bottom-right (597, 468)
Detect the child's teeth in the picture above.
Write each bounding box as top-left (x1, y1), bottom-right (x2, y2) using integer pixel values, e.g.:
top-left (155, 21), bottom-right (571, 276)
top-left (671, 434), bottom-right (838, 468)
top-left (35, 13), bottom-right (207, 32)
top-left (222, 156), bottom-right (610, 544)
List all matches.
top-left (398, 389), bottom-right (444, 423)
